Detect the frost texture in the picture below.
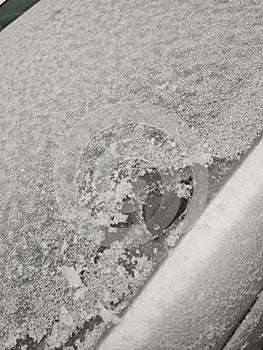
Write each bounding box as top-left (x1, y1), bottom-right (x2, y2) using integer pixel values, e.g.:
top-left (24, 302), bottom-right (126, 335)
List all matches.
top-left (0, 0), bottom-right (262, 348)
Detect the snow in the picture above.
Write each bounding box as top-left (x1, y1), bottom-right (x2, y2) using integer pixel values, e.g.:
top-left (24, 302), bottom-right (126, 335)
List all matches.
top-left (98, 117), bottom-right (263, 350)
top-left (0, 0), bottom-right (262, 348)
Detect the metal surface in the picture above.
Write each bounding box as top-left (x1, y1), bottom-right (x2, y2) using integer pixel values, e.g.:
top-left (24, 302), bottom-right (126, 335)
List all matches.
top-left (98, 137), bottom-right (263, 350)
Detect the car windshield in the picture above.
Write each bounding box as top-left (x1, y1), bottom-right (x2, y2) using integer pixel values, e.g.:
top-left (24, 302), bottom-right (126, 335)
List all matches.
top-left (0, 1), bottom-right (262, 349)
top-left (0, 0), bottom-right (40, 31)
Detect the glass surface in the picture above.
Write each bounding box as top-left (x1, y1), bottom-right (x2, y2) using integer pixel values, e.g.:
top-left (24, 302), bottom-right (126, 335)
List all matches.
top-left (0, 0), bottom-right (40, 31)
